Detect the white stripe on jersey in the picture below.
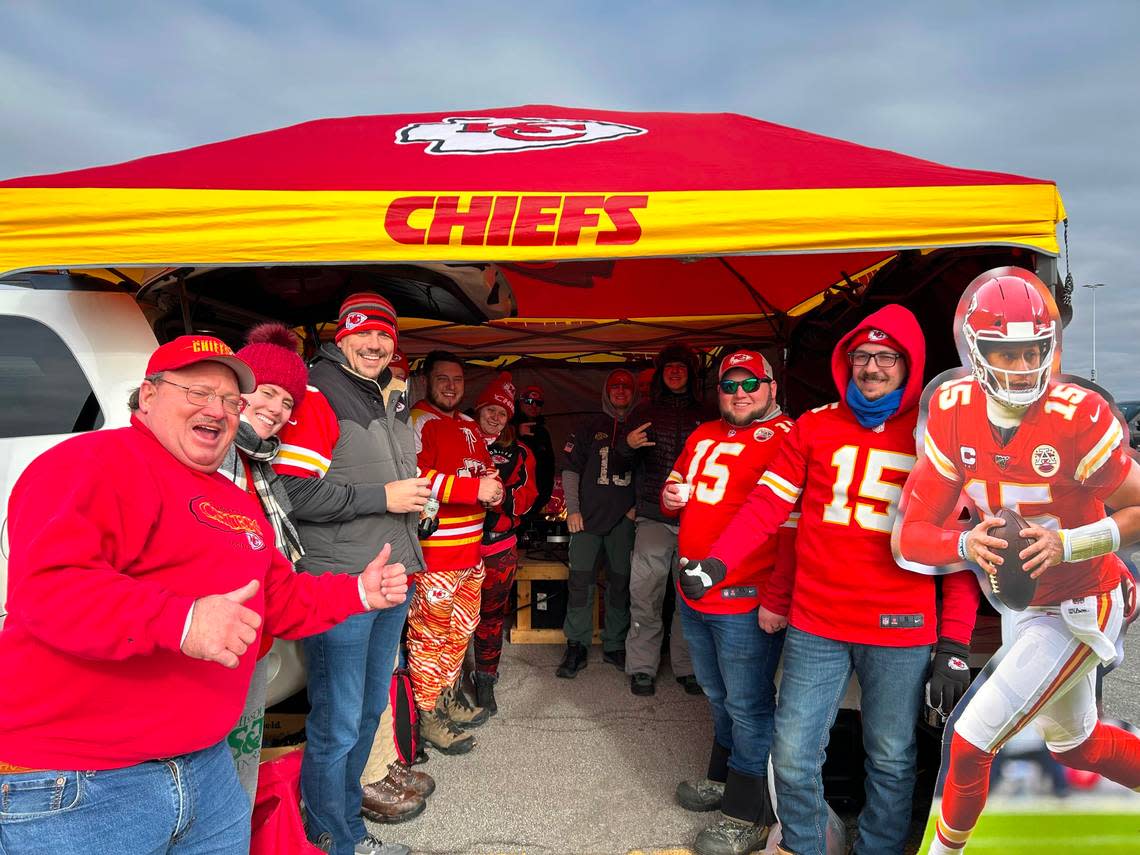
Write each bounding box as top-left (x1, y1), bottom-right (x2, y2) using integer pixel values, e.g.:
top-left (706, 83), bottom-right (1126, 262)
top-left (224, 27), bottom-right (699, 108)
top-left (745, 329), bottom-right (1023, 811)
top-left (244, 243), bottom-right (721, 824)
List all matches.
top-left (1075, 419), bottom-right (1124, 483)
top-left (276, 444), bottom-right (331, 476)
top-left (759, 471), bottom-right (801, 504)
top-left (923, 432), bottom-right (958, 481)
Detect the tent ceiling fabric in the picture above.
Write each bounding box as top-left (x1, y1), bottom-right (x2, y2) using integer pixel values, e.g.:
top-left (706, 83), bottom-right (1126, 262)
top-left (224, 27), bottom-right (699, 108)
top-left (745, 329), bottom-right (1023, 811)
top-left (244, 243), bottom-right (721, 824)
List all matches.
top-left (0, 106), bottom-right (1065, 349)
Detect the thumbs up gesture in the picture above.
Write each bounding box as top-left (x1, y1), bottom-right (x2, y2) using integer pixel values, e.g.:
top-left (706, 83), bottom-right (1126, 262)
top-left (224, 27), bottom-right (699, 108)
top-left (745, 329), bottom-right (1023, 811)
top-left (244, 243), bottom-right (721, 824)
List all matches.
top-left (360, 543), bottom-right (409, 609)
top-left (181, 579), bottom-right (263, 669)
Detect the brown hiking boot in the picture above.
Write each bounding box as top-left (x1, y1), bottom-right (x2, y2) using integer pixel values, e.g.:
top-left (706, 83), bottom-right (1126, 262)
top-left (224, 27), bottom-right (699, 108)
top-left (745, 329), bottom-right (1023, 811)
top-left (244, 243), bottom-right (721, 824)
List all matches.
top-left (360, 774), bottom-right (425, 824)
top-left (418, 705), bottom-right (475, 755)
top-left (440, 682), bottom-right (489, 729)
top-left (386, 760), bottom-right (435, 798)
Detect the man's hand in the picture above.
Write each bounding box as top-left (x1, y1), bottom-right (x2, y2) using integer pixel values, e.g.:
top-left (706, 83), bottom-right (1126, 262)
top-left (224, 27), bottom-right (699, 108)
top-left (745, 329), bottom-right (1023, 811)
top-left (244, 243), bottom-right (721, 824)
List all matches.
top-left (567, 512), bottom-right (585, 533)
top-left (477, 474), bottom-right (503, 505)
top-left (662, 481), bottom-right (689, 511)
top-left (181, 579), bottom-right (262, 669)
top-left (926, 638), bottom-right (972, 723)
top-left (385, 477), bottom-right (432, 513)
top-left (678, 556), bottom-right (727, 600)
top-left (361, 543), bottom-right (409, 609)
top-left (1019, 525), bottom-right (1063, 578)
top-left (626, 422), bottom-right (655, 449)
top-left (965, 516), bottom-right (1008, 576)
top-left (757, 605), bottom-right (787, 634)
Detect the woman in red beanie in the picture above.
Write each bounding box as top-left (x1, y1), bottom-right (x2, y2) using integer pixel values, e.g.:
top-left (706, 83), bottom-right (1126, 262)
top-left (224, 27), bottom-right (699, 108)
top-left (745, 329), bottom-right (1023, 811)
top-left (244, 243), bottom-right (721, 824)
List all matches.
top-left (472, 373), bottom-right (538, 714)
top-left (219, 323), bottom-right (310, 805)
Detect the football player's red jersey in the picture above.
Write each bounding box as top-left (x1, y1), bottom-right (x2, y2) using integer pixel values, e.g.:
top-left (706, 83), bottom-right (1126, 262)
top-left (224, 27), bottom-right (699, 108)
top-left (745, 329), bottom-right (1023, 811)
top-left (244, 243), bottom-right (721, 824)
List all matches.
top-left (712, 402), bottom-right (978, 646)
top-left (909, 376), bottom-right (1131, 605)
top-left (667, 413), bottom-right (794, 614)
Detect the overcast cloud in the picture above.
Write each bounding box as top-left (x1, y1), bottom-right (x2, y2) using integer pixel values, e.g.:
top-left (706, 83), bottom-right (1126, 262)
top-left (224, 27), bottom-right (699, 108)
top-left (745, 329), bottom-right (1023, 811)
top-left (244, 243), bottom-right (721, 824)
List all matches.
top-left (2, 1), bottom-right (1137, 396)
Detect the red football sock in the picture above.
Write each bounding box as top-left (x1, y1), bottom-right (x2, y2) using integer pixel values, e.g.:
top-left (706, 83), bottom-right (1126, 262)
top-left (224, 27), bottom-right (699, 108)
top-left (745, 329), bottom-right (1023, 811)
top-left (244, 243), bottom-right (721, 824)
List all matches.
top-left (1052, 721), bottom-right (1140, 789)
top-left (934, 733), bottom-right (994, 850)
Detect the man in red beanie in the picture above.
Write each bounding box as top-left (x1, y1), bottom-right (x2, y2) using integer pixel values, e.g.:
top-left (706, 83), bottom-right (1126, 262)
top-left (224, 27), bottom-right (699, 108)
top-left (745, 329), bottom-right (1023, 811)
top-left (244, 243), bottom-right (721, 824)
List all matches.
top-left (275, 292), bottom-right (431, 853)
top-left (0, 334), bottom-right (408, 855)
top-left (682, 308), bottom-right (979, 855)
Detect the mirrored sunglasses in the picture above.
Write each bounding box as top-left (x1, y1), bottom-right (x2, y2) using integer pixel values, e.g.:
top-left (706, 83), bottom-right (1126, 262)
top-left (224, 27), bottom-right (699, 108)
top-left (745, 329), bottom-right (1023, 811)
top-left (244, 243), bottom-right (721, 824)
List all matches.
top-left (718, 377), bottom-right (770, 394)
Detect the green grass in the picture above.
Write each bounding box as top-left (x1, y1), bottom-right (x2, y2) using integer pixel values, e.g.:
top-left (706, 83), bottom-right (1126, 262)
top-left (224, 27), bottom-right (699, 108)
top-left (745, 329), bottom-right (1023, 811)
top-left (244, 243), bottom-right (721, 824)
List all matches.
top-left (919, 807), bottom-right (1140, 852)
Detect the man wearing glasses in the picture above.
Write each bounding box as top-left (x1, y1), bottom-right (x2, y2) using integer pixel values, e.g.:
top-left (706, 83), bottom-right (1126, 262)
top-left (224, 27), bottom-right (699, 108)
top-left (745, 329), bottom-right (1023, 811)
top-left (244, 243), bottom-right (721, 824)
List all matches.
top-left (0, 334), bottom-right (410, 855)
top-left (513, 384), bottom-right (555, 520)
top-left (662, 350), bottom-right (793, 855)
top-left (681, 307), bottom-right (978, 855)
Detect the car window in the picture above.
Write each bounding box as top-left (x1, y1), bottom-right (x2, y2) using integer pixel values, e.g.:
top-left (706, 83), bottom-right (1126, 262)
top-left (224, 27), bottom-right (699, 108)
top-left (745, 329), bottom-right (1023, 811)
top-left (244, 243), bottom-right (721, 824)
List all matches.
top-left (0, 316), bottom-right (105, 438)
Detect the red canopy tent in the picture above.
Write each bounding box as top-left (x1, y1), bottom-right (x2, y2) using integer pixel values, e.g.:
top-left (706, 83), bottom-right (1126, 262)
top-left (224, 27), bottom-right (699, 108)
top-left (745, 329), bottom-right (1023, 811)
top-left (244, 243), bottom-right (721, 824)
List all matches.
top-left (0, 106), bottom-right (1065, 356)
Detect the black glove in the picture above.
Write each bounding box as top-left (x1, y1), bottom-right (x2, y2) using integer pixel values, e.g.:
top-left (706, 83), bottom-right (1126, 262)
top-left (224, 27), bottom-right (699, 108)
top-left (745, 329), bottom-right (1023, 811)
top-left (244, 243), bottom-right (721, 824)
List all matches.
top-left (926, 638), bottom-right (972, 724)
top-left (678, 557), bottom-right (727, 600)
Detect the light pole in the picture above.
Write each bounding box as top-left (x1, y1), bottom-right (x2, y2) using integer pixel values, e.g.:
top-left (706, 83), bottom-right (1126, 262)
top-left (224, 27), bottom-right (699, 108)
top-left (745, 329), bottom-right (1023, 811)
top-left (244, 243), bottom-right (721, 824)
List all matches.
top-left (1082, 283), bottom-right (1106, 382)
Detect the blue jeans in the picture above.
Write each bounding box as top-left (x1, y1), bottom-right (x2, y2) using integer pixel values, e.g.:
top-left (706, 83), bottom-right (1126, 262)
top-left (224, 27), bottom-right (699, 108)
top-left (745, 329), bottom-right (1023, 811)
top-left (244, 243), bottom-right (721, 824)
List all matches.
top-left (679, 599), bottom-right (785, 778)
top-left (301, 589), bottom-right (411, 855)
top-left (0, 740), bottom-right (248, 854)
top-left (772, 627), bottom-right (930, 855)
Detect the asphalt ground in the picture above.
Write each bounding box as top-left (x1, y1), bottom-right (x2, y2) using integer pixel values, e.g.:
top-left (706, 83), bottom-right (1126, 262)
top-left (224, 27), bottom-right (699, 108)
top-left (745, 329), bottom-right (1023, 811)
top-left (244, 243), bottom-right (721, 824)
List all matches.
top-left (367, 627), bottom-right (1140, 855)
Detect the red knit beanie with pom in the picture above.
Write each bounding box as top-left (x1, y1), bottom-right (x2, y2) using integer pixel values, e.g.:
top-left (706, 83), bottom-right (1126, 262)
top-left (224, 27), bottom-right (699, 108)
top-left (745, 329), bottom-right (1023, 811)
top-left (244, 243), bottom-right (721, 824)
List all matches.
top-left (237, 323), bottom-right (309, 408)
top-left (475, 372), bottom-right (517, 419)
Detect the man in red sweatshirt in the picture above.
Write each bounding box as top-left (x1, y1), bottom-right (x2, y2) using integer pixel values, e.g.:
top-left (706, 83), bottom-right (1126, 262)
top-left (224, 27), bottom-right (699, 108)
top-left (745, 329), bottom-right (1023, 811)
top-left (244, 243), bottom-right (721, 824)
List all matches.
top-left (682, 306), bottom-right (979, 855)
top-left (0, 335), bottom-right (408, 855)
top-left (409, 350), bottom-right (503, 754)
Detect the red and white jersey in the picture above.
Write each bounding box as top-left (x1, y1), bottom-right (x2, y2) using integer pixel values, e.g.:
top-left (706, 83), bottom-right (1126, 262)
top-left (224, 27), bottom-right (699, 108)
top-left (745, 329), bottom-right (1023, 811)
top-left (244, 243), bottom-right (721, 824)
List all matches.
top-left (713, 402), bottom-right (978, 645)
top-left (667, 414), bottom-right (794, 614)
top-left (274, 386), bottom-right (340, 478)
top-left (919, 377), bottom-right (1131, 605)
top-left (412, 400), bottom-right (494, 571)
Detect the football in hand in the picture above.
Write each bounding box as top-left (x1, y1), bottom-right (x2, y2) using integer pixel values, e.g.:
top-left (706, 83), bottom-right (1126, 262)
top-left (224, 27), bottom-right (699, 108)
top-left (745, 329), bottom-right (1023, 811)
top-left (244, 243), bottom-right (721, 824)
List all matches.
top-left (987, 507), bottom-right (1038, 611)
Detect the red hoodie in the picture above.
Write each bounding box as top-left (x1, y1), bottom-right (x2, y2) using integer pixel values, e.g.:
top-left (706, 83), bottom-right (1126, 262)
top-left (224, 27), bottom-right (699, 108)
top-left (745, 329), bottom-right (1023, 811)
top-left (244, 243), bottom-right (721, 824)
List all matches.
top-left (0, 419), bottom-right (365, 770)
top-left (710, 305), bottom-right (978, 646)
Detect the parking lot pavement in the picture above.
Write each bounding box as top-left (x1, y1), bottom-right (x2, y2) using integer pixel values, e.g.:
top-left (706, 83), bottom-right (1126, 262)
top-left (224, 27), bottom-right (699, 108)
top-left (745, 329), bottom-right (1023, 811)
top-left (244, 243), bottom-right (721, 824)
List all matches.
top-left (368, 629), bottom-right (1140, 855)
top-left (368, 641), bottom-right (712, 855)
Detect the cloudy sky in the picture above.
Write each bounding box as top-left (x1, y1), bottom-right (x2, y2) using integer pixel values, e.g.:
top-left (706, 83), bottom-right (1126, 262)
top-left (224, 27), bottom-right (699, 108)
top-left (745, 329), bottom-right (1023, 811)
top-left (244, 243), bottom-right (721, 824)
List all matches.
top-left (2, 1), bottom-right (1137, 396)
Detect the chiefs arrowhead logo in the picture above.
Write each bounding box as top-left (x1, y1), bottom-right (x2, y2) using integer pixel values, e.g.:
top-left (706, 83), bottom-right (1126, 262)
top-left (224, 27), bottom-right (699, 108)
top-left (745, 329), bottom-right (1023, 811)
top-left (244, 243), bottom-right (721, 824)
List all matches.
top-left (397, 116), bottom-right (646, 155)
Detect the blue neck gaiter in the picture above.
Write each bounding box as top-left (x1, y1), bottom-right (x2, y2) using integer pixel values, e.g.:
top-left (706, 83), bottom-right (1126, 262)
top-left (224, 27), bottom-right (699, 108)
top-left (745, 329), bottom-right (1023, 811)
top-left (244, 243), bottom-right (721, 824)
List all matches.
top-left (846, 379), bottom-right (903, 428)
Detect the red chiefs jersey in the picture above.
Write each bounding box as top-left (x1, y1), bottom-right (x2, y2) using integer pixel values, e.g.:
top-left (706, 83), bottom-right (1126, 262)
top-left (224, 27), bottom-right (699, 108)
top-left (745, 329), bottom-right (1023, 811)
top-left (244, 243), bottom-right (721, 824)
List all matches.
top-left (915, 376), bottom-right (1131, 605)
top-left (412, 400), bottom-right (494, 571)
top-left (713, 402), bottom-right (977, 645)
top-left (667, 414), bottom-right (794, 614)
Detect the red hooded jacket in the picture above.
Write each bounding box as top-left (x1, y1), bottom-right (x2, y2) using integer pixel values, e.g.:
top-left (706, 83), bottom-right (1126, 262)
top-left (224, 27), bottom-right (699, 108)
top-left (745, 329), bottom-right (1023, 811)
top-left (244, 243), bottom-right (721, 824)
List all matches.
top-left (710, 304), bottom-right (978, 646)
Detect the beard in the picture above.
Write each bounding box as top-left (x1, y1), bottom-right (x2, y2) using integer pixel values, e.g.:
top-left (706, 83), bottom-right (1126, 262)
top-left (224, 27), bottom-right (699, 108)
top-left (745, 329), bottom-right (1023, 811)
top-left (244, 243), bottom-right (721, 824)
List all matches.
top-left (428, 388), bottom-right (458, 413)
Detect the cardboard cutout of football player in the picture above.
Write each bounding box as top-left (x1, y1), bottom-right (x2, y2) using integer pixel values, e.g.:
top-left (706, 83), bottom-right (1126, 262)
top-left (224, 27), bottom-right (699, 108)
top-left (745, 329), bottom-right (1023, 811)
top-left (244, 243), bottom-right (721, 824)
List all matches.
top-left (892, 266), bottom-right (1140, 853)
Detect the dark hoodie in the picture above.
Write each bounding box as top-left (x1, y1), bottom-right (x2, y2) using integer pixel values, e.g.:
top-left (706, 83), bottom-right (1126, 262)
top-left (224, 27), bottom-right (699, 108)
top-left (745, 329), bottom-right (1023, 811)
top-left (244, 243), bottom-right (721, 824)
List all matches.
top-left (620, 343), bottom-right (705, 521)
top-left (562, 369), bottom-right (639, 534)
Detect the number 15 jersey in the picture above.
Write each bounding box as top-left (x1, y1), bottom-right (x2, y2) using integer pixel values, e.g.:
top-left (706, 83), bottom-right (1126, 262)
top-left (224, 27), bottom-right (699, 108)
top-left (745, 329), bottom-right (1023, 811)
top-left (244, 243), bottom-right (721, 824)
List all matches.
top-left (919, 376), bottom-right (1131, 606)
top-left (668, 413), bottom-right (794, 613)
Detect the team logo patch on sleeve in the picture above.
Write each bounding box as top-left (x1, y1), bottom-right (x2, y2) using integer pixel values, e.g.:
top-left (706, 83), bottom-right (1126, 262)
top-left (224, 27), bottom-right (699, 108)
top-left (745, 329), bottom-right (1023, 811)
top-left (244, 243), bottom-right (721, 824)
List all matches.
top-left (1031, 444), bottom-right (1060, 477)
top-left (396, 116), bottom-right (646, 155)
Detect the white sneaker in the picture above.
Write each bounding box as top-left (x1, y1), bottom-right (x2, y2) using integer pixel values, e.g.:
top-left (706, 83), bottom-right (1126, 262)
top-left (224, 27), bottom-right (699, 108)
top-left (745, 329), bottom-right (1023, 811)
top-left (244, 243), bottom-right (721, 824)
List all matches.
top-left (355, 833), bottom-right (411, 855)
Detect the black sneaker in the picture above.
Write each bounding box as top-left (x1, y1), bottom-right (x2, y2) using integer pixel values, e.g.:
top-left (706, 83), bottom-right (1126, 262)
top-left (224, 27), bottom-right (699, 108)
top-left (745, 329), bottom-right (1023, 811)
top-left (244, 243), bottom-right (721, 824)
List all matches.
top-left (556, 641), bottom-right (588, 678)
top-left (677, 674), bottom-right (703, 695)
top-left (602, 648), bottom-right (626, 670)
top-left (630, 672), bottom-right (655, 696)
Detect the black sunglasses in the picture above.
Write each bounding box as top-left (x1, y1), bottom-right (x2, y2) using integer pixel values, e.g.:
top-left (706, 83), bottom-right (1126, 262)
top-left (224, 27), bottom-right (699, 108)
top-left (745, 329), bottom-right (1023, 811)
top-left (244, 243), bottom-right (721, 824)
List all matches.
top-left (520, 396), bottom-right (544, 406)
top-left (718, 377), bottom-right (771, 394)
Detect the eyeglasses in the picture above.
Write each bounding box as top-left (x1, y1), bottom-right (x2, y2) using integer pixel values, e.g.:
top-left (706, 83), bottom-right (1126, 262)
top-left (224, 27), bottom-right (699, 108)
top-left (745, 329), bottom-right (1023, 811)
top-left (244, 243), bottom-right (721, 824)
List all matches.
top-left (156, 378), bottom-right (247, 415)
top-left (848, 351), bottom-right (902, 368)
top-left (520, 396), bottom-right (544, 407)
top-left (718, 377), bottom-right (770, 394)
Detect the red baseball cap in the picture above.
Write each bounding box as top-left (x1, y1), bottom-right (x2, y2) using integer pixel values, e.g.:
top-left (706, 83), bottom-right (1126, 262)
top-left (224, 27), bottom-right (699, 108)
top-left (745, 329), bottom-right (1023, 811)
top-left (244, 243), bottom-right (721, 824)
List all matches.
top-left (146, 335), bottom-right (256, 392)
top-left (718, 350), bottom-right (773, 381)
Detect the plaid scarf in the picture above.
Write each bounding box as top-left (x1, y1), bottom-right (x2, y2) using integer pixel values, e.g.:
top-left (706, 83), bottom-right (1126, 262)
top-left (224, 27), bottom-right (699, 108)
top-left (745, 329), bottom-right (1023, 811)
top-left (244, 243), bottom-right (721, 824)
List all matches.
top-left (219, 421), bottom-right (305, 564)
